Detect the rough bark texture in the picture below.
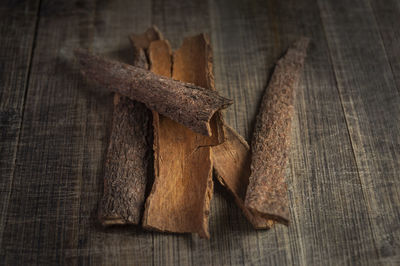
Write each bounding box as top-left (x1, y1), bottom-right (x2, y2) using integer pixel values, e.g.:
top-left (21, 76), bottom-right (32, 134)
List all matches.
top-left (143, 35), bottom-right (220, 238)
top-left (74, 49), bottom-right (233, 136)
top-left (98, 27), bottom-right (161, 225)
top-left (99, 95), bottom-right (152, 225)
top-left (212, 125), bottom-right (274, 229)
top-left (245, 38), bottom-right (310, 225)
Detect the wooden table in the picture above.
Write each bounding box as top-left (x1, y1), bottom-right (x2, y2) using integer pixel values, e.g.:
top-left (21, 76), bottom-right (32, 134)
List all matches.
top-left (1, 0), bottom-right (399, 265)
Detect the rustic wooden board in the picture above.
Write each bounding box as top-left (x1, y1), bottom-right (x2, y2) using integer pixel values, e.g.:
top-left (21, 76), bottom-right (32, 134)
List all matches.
top-left (0, 0), bottom-right (154, 265)
top-left (0, 0), bottom-right (40, 250)
top-left (0, 0), bottom-right (399, 264)
top-left (266, 0), bottom-right (381, 264)
top-left (211, 0), bottom-right (382, 264)
top-left (370, 0), bottom-right (400, 91)
top-left (318, 0), bottom-right (400, 262)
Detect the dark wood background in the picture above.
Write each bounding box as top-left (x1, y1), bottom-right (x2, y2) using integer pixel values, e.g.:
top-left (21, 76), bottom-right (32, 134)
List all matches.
top-left (1, 0), bottom-right (399, 265)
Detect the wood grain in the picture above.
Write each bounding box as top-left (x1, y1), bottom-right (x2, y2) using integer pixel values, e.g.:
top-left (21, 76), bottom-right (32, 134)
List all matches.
top-left (0, 0), bottom-right (399, 264)
top-left (369, 0), bottom-right (400, 92)
top-left (318, 0), bottom-right (400, 262)
top-left (209, 1), bottom-right (282, 264)
top-left (1, 0), bottom-right (155, 265)
top-left (0, 0), bottom-right (40, 250)
top-left (261, 0), bottom-right (384, 264)
top-left (211, 0), bottom-right (382, 264)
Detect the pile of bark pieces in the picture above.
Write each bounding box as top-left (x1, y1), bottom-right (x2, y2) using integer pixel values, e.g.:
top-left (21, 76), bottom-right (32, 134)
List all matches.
top-left (75, 26), bottom-right (309, 239)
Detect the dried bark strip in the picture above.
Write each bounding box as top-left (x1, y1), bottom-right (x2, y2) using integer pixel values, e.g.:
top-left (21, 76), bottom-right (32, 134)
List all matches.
top-left (245, 38), bottom-right (310, 224)
top-left (143, 34), bottom-right (220, 238)
top-left (98, 27), bottom-right (161, 226)
top-left (74, 49), bottom-right (233, 136)
top-left (212, 125), bottom-right (274, 229)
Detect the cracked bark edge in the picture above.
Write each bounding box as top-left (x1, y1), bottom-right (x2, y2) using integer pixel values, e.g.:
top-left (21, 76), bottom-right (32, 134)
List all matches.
top-left (142, 35), bottom-right (219, 238)
top-left (74, 49), bottom-right (233, 137)
top-left (212, 124), bottom-right (275, 229)
top-left (98, 27), bottom-right (161, 226)
top-left (244, 37), bottom-right (310, 225)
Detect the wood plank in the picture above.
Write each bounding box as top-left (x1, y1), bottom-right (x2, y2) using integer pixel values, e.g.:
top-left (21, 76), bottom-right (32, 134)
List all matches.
top-left (267, 0), bottom-right (383, 264)
top-left (0, 1), bottom-right (38, 12)
top-left (318, 0), bottom-right (400, 263)
top-left (369, 0), bottom-right (400, 91)
top-left (211, 0), bottom-right (383, 264)
top-left (1, 0), bottom-right (397, 264)
top-left (1, 0), bottom-right (154, 265)
top-left (0, 0), bottom-right (40, 250)
top-left (209, 0), bottom-right (278, 141)
top-left (209, 1), bottom-right (285, 264)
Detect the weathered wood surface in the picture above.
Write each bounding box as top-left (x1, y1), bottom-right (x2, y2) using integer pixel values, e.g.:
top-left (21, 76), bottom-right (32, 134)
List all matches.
top-left (318, 0), bottom-right (400, 261)
top-left (0, 0), bottom-right (40, 250)
top-left (0, 0), bottom-right (399, 265)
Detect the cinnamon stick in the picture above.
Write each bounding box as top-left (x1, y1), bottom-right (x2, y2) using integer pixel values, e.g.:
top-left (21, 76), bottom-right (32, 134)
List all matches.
top-left (245, 38), bottom-right (310, 224)
top-left (98, 27), bottom-right (162, 225)
top-left (143, 34), bottom-right (220, 238)
top-left (74, 49), bottom-right (233, 136)
top-left (212, 125), bottom-right (274, 229)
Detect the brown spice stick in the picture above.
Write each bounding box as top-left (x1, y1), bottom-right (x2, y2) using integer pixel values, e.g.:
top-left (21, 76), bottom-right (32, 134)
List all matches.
top-left (143, 34), bottom-right (220, 238)
top-left (212, 125), bottom-right (274, 229)
top-left (74, 49), bottom-right (233, 136)
top-left (98, 27), bottom-right (162, 225)
top-left (245, 38), bottom-right (310, 225)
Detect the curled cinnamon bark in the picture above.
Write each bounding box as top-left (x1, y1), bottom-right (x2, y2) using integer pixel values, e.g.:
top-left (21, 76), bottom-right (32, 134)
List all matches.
top-left (245, 38), bottom-right (310, 224)
top-left (98, 27), bottom-right (162, 225)
top-left (74, 49), bottom-right (233, 136)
